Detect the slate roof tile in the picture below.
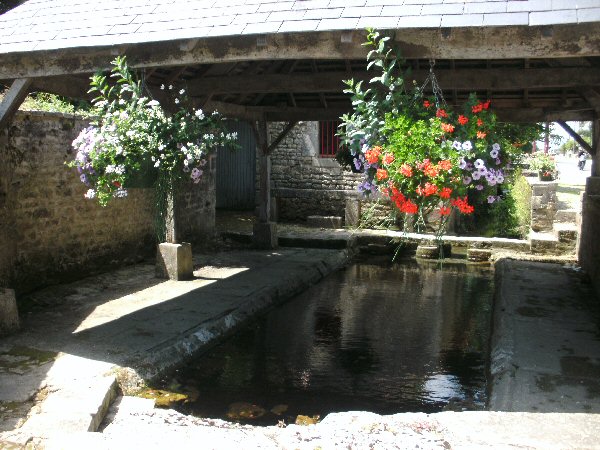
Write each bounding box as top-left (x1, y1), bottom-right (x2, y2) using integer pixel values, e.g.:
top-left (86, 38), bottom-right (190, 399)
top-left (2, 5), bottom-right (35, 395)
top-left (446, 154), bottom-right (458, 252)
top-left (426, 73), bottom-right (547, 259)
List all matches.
top-left (0, 0), bottom-right (595, 56)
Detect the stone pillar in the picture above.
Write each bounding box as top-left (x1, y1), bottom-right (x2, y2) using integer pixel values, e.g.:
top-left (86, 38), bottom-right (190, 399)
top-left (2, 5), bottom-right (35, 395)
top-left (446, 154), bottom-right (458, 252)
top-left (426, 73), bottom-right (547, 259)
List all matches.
top-left (528, 178), bottom-right (557, 232)
top-left (0, 127), bottom-right (15, 288)
top-left (155, 242), bottom-right (193, 280)
top-left (0, 288), bottom-right (19, 335)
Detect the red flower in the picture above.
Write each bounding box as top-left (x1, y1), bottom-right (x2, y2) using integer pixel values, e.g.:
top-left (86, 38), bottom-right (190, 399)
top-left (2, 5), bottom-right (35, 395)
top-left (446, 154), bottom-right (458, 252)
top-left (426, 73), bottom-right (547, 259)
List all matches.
top-left (439, 187), bottom-right (452, 199)
top-left (401, 200), bottom-right (418, 215)
top-left (436, 108), bottom-right (448, 118)
top-left (365, 146), bottom-right (381, 164)
top-left (438, 159), bottom-right (452, 171)
top-left (439, 206), bottom-right (452, 216)
top-left (382, 153), bottom-right (395, 165)
top-left (477, 118), bottom-right (483, 127)
top-left (376, 168), bottom-right (388, 181)
top-left (476, 131), bottom-right (487, 139)
top-left (423, 100), bottom-right (432, 108)
top-left (458, 115), bottom-right (469, 125)
top-left (483, 100), bottom-right (491, 110)
top-left (472, 103), bottom-right (483, 114)
top-left (451, 196), bottom-right (475, 214)
top-left (113, 181), bottom-right (121, 188)
top-left (400, 163), bottom-right (413, 177)
top-left (441, 123), bottom-right (455, 133)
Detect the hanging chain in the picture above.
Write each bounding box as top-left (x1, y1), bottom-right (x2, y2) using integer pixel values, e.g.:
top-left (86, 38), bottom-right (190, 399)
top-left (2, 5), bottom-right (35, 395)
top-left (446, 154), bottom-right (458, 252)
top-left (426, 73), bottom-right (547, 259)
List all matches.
top-left (419, 59), bottom-right (447, 109)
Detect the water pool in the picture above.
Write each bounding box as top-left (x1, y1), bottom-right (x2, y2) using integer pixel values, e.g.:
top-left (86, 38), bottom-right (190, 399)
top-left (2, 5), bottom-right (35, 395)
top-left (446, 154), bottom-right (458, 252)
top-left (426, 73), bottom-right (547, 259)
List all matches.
top-left (154, 257), bottom-right (493, 425)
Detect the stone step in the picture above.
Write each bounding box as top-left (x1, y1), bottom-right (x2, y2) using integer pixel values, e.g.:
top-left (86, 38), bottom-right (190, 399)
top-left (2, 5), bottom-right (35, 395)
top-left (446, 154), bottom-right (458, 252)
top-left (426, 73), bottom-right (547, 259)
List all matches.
top-left (306, 215), bottom-right (343, 229)
top-left (554, 209), bottom-right (578, 224)
top-left (553, 223), bottom-right (578, 243)
top-left (529, 230), bottom-right (559, 254)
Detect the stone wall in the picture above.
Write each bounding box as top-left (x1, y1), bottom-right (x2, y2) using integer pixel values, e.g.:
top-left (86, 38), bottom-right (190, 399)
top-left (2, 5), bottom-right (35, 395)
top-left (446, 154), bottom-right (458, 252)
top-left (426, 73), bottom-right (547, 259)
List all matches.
top-left (579, 177), bottom-right (600, 299)
top-left (265, 122), bottom-right (362, 223)
top-left (0, 111), bottom-right (215, 295)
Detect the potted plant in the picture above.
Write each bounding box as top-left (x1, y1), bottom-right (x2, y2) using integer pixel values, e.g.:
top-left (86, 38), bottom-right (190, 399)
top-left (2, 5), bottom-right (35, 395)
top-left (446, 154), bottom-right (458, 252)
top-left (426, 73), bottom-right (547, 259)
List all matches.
top-left (68, 56), bottom-right (238, 279)
top-left (526, 152), bottom-right (557, 181)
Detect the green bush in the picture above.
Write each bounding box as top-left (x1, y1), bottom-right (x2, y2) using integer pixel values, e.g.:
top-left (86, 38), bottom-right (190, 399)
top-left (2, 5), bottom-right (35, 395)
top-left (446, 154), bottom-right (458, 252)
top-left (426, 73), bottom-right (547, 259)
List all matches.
top-left (509, 172), bottom-right (532, 238)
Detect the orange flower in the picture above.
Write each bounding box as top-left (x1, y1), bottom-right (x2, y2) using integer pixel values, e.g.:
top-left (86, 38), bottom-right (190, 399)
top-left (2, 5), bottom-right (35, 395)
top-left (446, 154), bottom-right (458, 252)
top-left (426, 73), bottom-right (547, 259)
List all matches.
top-left (477, 118), bottom-right (483, 127)
top-left (376, 168), bottom-right (388, 181)
top-left (439, 187), bottom-right (452, 199)
top-left (400, 163), bottom-right (413, 177)
top-left (382, 153), bottom-right (395, 165)
top-left (365, 146), bottom-right (381, 164)
top-left (438, 159), bottom-right (452, 171)
top-left (441, 123), bottom-right (455, 133)
top-left (424, 182), bottom-right (438, 196)
top-left (458, 115), bottom-right (469, 125)
top-left (476, 131), bottom-right (487, 139)
top-left (436, 108), bottom-right (448, 118)
top-left (439, 206), bottom-right (452, 216)
top-left (423, 163), bottom-right (439, 178)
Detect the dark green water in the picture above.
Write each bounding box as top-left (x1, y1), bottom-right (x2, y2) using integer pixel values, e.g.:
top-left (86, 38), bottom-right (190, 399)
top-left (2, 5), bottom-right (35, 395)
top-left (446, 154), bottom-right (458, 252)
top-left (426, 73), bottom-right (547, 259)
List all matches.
top-left (155, 257), bottom-right (493, 426)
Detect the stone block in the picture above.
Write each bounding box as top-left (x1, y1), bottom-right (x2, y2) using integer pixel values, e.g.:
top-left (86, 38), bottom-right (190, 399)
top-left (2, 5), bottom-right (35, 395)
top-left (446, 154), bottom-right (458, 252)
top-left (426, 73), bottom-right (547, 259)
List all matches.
top-left (253, 222), bottom-right (278, 249)
top-left (155, 243), bottom-right (193, 280)
top-left (585, 176), bottom-right (600, 195)
top-left (0, 288), bottom-right (19, 335)
top-left (345, 199), bottom-right (360, 227)
top-left (468, 248), bottom-right (492, 262)
top-left (307, 215), bottom-right (343, 229)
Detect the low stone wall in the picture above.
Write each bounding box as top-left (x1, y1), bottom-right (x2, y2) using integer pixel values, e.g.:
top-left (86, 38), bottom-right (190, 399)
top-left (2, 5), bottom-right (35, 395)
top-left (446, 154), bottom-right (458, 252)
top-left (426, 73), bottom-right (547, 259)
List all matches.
top-left (0, 111), bottom-right (215, 295)
top-left (579, 177), bottom-right (600, 299)
top-left (527, 177), bottom-right (557, 232)
top-left (266, 122), bottom-right (362, 222)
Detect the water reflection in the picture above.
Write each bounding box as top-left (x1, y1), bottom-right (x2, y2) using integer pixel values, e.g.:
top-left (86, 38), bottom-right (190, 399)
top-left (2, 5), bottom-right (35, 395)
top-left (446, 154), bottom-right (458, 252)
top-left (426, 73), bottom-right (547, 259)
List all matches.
top-left (156, 258), bottom-right (493, 425)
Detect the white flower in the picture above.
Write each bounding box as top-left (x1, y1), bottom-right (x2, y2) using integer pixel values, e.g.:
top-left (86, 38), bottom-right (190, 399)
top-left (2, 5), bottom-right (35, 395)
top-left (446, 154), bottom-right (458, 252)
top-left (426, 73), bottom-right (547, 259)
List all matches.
top-left (474, 159), bottom-right (485, 169)
top-left (462, 141), bottom-right (472, 151)
top-left (113, 188), bottom-right (128, 198)
top-left (174, 98), bottom-right (180, 104)
top-left (168, 85), bottom-right (173, 90)
top-left (105, 164), bottom-right (116, 173)
top-left (154, 160), bottom-right (160, 167)
top-left (472, 171), bottom-right (481, 181)
top-left (179, 89), bottom-right (185, 95)
top-left (148, 100), bottom-right (160, 107)
top-left (160, 84), bottom-right (165, 90)
top-left (492, 143), bottom-right (500, 151)
top-left (452, 141), bottom-right (462, 150)
top-left (84, 189), bottom-right (96, 199)
top-left (194, 109), bottom-right (204, 119)
top-left (490, 149), bottom-right (499, 158)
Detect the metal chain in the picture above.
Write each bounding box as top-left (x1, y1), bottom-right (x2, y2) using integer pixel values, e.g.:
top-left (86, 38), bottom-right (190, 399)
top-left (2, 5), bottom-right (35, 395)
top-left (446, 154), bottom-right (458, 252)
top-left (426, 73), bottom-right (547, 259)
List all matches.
top-left (419, 59), bottom-right (447, 109)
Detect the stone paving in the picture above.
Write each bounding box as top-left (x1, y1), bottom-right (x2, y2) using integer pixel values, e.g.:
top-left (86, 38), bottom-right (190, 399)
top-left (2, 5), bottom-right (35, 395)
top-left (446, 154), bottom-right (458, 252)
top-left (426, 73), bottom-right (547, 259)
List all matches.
top-left (1, 240), bottom-right (600, 448)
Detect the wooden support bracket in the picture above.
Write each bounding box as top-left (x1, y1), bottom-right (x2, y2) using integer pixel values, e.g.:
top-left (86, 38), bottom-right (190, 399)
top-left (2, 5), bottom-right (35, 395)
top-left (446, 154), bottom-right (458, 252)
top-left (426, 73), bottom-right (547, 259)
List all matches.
top-left (0, 79), bottom-right (32, 129)
top-left (557, 120), bottom-right (593, 154)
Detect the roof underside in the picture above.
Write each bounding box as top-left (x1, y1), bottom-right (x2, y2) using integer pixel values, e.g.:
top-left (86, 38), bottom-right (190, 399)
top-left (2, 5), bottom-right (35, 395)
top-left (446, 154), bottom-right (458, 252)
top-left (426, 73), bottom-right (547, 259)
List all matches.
top-left (1, 1), bottom-right (600, 123)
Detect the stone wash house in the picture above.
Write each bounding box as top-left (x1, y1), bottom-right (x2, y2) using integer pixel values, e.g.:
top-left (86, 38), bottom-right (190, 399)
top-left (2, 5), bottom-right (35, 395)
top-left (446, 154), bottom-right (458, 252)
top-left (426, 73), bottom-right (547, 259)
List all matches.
top-left (1, 1), bottom-right (600, 296)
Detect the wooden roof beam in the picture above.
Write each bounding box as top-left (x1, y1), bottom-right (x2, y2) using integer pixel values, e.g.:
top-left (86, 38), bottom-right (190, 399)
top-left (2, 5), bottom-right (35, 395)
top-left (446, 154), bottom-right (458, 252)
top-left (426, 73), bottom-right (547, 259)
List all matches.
top-left (185, 67), bottom-right (600, 96)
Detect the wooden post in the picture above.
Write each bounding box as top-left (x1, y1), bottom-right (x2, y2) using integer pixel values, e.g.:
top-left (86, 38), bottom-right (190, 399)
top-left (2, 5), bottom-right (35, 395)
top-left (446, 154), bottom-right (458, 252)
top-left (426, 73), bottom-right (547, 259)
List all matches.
top-left (165, 190), bottom-right (177, 243)
top-left (592, 119), bottom-right (599, 177)
top-left (257, 118), bottom-right (271, 223)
